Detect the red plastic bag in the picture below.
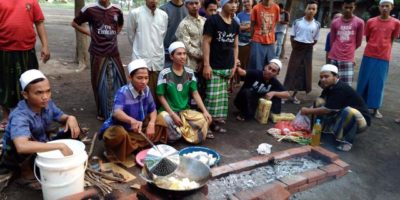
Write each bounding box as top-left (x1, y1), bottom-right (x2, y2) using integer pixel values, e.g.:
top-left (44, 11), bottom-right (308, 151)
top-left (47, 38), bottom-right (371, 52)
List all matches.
top-left (291, 111), bottom-right (311, 131)
top-left (274, 121), bottom-right (295, 135)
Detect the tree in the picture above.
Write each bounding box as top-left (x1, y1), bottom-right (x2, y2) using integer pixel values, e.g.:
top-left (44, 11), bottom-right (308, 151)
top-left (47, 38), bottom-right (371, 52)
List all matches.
top-left (74, 0), bottom-right (89, 71)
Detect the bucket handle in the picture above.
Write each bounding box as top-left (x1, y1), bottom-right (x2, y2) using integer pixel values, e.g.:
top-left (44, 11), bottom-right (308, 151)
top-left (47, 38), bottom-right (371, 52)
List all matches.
top-left (34, 160), bottom-right (88, 188)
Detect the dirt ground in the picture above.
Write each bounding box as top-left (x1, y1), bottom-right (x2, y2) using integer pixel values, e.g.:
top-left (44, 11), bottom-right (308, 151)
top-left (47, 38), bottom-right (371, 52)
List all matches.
top-left (1, 7), bottom-right (400, 200)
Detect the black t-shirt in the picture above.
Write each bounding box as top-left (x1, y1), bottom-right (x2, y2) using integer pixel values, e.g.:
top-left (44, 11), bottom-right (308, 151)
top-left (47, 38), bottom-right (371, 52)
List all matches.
top-left (321, 80), bottom-right (371, 125)
top-left (203, 14), bottom-right (240, 70)
top-left (241, 70), bottom-right (285, 95)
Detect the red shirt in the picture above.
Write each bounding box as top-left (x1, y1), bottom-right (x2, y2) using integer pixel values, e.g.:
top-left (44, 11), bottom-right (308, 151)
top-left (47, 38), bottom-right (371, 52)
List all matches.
top-left (364, 16), bottom-right (400, 61)
top-left (0, 0), bottom-right (44, 51)
top-left (250, 2), bottom-right (280, 44)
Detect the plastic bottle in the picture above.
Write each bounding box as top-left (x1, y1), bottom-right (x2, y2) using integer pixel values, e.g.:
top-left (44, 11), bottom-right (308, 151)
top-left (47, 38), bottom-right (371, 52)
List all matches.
top-left (311, 119), bottom-right (322, 146)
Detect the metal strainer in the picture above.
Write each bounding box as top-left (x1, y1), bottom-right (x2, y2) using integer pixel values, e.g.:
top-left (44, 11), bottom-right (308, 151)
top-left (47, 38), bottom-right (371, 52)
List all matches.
top-left (138, 131), bottom-right (179, 177)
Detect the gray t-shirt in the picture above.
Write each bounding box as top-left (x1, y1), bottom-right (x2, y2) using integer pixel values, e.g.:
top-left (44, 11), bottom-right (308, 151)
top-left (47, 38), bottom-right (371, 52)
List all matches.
top-left (160, 1), bottom-right (188, 53)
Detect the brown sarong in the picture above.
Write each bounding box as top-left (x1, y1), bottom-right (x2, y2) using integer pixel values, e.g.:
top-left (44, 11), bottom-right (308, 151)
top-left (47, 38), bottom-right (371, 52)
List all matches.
top-left (103, 123), bottom-right (167, 162)
top-left (283, 41), bottom-right (314, 93)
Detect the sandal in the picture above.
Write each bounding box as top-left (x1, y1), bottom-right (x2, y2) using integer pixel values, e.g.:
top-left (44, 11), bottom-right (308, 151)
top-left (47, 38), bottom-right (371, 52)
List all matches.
top-left (211, 125), bottom-right (227, 133)
top-left (206, 131), bottom-right (215, 139)
top-left (395, 117), bottom-right (400, 124)
top-left (336, 141), bottom-right (352, 152)
top-left (0, 120), bottom-right (8, 132)
top-left (236, 115), bottom-right (245, 121)
top-left (15, 178), bottom-right (41, 191)
top-left (96, 116), bottom-right (105, 121)
top-left (214, 119), bottom-right (226, 124)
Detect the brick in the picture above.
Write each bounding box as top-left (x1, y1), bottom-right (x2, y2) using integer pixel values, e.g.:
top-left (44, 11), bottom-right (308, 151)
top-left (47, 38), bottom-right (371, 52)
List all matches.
top-left (286, 146), bottom-right (311, 157)
top-left (335, 170), bottom-right (348, 179)
top-left (299, 169), bottom-right (327, 183)
top-left (297, 181), bottom-right (317, 193)
top-left (333, 159), bottom-right (351, 171)
top-left (249, 154), bottom-right (274, 166)
top-left (278, 175), bottom-right (307, 189)
top-left (316, 176), bottom-right (334, 185)
top-left (211, 164), bottom-right (234, 179)
top-left (228, 159), bottom-right (260, 174)
top-left (319, 164), bottom-right (344, 177)
top-left (270, 180), bottom-right (289, 189)
top-left (311, 146), bottom-right (339, 162)
top-left (271, 151), bottom-right (292, 160)
top-left (233, 182), bottom-right (290, 200)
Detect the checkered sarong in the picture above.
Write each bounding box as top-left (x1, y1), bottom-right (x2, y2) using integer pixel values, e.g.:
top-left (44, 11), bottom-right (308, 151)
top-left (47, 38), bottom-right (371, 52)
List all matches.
top-left (330, 60), bottom-right (354, 86)
top-left (205, 69), bottom-right (231, 118)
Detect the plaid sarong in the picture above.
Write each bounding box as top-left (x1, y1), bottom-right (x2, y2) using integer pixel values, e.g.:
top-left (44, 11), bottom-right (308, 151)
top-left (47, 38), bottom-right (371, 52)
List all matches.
top-left (205, 69), bottom-right (231, 118)
top-left (330, 60), bottom-right (354, 86)
top-left (0, 49), bottom-right (38, 109)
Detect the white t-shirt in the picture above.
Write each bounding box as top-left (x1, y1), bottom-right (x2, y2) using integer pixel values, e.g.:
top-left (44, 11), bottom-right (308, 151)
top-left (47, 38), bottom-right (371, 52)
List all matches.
top-left (290, 17), bottom-right (320, 44)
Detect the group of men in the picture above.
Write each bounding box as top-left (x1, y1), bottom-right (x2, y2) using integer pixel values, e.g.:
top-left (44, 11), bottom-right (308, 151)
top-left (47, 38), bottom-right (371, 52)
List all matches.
top-left (0, 0), bottom-right (399, 192)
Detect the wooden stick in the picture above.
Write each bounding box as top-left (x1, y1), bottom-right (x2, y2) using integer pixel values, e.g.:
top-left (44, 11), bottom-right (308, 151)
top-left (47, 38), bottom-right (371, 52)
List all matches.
top-left (87, 132), bottom-right (98, 157)
top-left (86, 168), bottom-right (125, 182)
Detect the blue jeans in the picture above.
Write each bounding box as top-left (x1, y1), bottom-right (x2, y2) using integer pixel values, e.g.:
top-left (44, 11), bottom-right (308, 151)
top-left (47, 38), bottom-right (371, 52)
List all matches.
top-left (275, 32), bottom-right (285, 58)
top-left (248, 42), bottom-right (275, 71)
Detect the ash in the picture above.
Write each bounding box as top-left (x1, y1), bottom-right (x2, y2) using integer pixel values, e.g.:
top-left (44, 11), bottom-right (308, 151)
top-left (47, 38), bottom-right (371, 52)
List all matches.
top-left (207, 156), bottom-right (326, 200)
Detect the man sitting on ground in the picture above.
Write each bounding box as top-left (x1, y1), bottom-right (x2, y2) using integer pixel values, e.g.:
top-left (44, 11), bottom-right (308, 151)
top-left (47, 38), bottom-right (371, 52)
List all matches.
top-left (157, 41), bottom-right (212, 141)
top-left (0, 69), bottom-right (80, 190)
top-left (100, 59), bottom-right (167, 162)
top-left (300, 64), bottom-right (371, 151)
top-left (234, 59), bottom-right (290, 121)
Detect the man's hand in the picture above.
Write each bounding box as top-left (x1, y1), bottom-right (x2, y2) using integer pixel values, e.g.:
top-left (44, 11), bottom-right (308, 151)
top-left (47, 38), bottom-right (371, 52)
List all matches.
top-left (64, 116), bottom-right (80, 138)
top-left (300, 107), bottom-right (311, 115)
top-left (203, 65), bottom-right (212, 80)
top-left (203, 111), bottom-right (212, 125)
top-left (171, 113), bottom-right (183, 127)
top-left (265, 91), bottom-right (275, 100)
top-left (146, 122), bottom-right (155, 139)
top-left (130, 118), bottom-right (143, 133)
top-left (58, 143), bottom-right (73, 156)
top-left (41, 45), bottom-right (50, 63)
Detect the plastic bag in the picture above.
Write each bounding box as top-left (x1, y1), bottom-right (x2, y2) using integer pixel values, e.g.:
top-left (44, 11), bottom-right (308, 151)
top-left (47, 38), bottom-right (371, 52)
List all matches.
top-left (291, 111), bottom-right (311, 131)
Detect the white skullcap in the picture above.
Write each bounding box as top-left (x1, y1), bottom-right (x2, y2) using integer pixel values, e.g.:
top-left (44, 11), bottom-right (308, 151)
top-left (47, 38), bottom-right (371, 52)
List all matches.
top-left (128, 59), bottom-right (148, 75)
top-left (20, 69), bottom-right (47, 90)
top-left (379, 0), bottom-right (393, 4)
top-left (321, 64), bottom-right (338, 74)
top-left (168, 41), bottom-right (185, 54)
top-left (220, 0), bottom-right (229, 8)
top-left (185, 0), bottom-right (199, 3)
top-left (269, 59), bottom-right (283, 69)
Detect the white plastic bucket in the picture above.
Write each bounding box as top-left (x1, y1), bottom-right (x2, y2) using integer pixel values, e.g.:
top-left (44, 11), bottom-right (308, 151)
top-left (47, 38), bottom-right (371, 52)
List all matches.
top-left (34, 139), bottom-right (88, 200)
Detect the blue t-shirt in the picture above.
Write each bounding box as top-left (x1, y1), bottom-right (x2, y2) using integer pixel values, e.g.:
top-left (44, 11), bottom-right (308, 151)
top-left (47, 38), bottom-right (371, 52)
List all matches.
top-left (100, 83), bottom-right (156, 138)
top-left (2, 100), bottom-right (64, 158)
top-left (237, 11), bottom-right (251, 45)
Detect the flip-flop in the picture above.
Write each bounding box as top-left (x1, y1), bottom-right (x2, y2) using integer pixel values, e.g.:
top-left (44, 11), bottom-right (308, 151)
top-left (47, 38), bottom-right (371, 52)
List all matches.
top-left (212, 125), bottom-right (227, 133)
top-left (15, 178), bottom-right (41, 191)
top-left (214, 119), bottom-right (226, 124)
top-left (394, 118), bottom-right (400, 124)
top-left (336, 141), bottom-right (352, 152)
top-left (206, 132), bottom-right (215, 139)
top-left (236, 115), bottom-right (245, 121)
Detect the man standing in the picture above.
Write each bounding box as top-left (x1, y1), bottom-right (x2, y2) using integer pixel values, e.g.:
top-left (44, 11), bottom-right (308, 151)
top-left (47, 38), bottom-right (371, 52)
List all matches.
top-left (234, 59), bottom-right (289, 121)
top-left (329, 0), bottom-right (364, 86)
top-left (274, 3), bottom-right (290, 58)
top-left (237, 0), bottom-right (253, 70)
top-left (176, 0), bottom-right (206, 71)
top-left (160, 0), bottom-right (188, 66)
top-left (203, 0), bottom-right (240, 133)
top-left (0, 0), bottom-right (50, 130)
top-left (356, 0), bottom-right (400, 118)
top-left (127, 0), bottom-right (168, 100)
top-left (283, 0), bottom-right (320, 104)
top-left (248, 0), bottom-right (280, 71)
top-left (72, 0), bottom-right (127, 121)
top-left (204, 0), bottom-right (218, 18)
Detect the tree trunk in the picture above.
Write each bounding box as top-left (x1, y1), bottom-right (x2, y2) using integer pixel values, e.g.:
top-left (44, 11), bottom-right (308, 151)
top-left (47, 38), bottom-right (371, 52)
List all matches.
top-left (74, 0), bottom-right (89, 71)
